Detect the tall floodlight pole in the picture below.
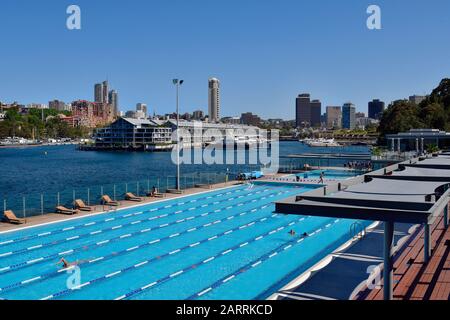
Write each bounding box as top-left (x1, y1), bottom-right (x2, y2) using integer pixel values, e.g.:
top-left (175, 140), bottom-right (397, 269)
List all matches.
top-left (173, 79), bottom-right (184, 191)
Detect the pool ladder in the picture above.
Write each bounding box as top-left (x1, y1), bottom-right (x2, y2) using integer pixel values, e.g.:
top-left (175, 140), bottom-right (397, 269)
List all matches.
top-left (350, 221), bottom-right (367, 240)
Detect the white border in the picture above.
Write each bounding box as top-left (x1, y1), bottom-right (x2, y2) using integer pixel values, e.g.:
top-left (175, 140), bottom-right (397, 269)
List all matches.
top-left (267, 221), bottom-right (381, 300)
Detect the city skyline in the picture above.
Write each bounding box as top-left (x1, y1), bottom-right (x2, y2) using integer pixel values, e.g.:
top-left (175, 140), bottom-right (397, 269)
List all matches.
top-left (0, 1), bottom-right (448, 119)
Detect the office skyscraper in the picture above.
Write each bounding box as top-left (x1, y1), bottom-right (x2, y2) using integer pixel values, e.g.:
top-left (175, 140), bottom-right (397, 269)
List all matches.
top-left (208, 78), bottom-right (220, 122)
top-left (368, 99), bottom-right (385, 119)
top-left (310, 99), bottom-right (322, 127)
top-left (326, 106), bottom-right (342, 129)
top-left (295, 94), bottom-right (322, 128)
top-left (409, 95), bottom-right (426, 105)
top-left (94, 83), bottom-right (103, 103)
top-left (136, 103), bottom-right (147, 118)
top-left (295, 94), bottom-right (311, 128)
top-left (102, 81), bottom-right (109, 104)
top-left (108, 90), bottom-right (119, 116)
top-left (342, 102), bottom-right (356, 130)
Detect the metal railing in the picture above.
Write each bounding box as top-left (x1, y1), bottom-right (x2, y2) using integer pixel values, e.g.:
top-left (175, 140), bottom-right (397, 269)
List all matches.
top-left (1, 168), bottom-right (260, 219)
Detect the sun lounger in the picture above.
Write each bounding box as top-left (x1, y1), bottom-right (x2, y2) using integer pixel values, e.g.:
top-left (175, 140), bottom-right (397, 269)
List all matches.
top-left (125, 192), bottom-right (143, 202)
top-left (74, 199), bottom-right (94, 212)
top-left (3, 210), bottom-right (26, 225)
top-left (56, 206), bottom-right (78, 215)
top-left (101, 195), bottom-right (120, 206)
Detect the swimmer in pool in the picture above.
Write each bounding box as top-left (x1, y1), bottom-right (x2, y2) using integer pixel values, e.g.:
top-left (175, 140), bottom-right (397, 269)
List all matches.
top-left (56, 258), bottom-right (88, 269)
top-left (302, 232), bottom-right (309, 237)
top-left (289, 230), bottom-right (296, 236)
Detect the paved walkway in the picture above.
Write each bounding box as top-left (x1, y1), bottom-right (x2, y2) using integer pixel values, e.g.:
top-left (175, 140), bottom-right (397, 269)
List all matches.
top-left (0, 181), bottom-right (242, 234)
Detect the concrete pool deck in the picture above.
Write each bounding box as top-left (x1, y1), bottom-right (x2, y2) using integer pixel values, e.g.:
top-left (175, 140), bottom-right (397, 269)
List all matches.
top-left (0, 180), bottom-right (249, 234)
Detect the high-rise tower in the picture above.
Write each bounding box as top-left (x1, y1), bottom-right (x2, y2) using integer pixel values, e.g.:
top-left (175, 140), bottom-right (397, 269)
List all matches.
top-left (208, 78), bottom-right (220, 122)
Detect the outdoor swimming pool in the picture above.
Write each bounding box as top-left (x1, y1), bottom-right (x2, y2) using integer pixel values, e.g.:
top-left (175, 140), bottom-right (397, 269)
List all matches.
top-left (0, 182), bottom-right (371, 300)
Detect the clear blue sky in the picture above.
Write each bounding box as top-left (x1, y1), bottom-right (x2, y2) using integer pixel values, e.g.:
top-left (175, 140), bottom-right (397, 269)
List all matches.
top-left (0, 0), bottom-right (449, 119)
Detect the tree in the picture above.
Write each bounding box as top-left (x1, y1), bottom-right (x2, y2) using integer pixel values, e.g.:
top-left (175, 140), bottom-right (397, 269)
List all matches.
top-left (419, 103), bottom-right (448, 130)
top-left (378, 100), bottom-right (424, 136)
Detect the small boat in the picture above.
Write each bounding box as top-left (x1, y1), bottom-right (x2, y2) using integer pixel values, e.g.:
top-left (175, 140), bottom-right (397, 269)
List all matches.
top-left (304, 138), bottom-right (342, 147)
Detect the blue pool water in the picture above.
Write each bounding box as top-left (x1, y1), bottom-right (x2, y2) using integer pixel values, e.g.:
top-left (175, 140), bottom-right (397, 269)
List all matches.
top-left (0, 183), bottom-right (371, 300)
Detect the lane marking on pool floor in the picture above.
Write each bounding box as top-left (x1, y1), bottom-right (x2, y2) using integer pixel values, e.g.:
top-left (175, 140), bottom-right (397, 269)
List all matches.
top-left (186, 219), bottom-right (340, 300)
top-left (0, 200), bottom-right (297, 293)
top-left (40, 215), bottom-right (310, 301)
top-left (114, 217), bottom-right (335, 301)
top-left (0, 191), bottom-right (282, 275)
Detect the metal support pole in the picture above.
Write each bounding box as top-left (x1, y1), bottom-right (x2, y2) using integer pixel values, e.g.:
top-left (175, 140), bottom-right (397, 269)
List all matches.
top-left (41, 194), bottom-right (44, 215)
top-left (87, 188), bottom-right (90, 206)
top-left (114, 185), bottom-right (117, 201)
top-left (22, 197), bottom-right (26, 219)
top-left (424, 223), bottom-right (431, 263)
top-left (383, 221), bottom-right (394, 300)
top-left (444, 204), bottom-right (448, 229)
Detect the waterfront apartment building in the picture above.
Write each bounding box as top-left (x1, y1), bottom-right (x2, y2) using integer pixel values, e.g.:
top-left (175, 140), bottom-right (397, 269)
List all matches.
top-left (94, 118), bottom-right (262, 150)
top-left (94, 117), bottom-right (172, 150)
top-left (326, 106), bottom-right (342, 129)
top-left (208, 78), bottom-right (220, 123)
top-left (342, 102), bottom-right (356, 130)
top-left (368, 99), bottom-right (385, 119)
top-left (71, 100), bottom-right (115, 128)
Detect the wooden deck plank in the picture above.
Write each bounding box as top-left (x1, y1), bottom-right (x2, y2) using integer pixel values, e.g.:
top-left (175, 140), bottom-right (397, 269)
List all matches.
top-left (361, 213), bottom-right (450, 300)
